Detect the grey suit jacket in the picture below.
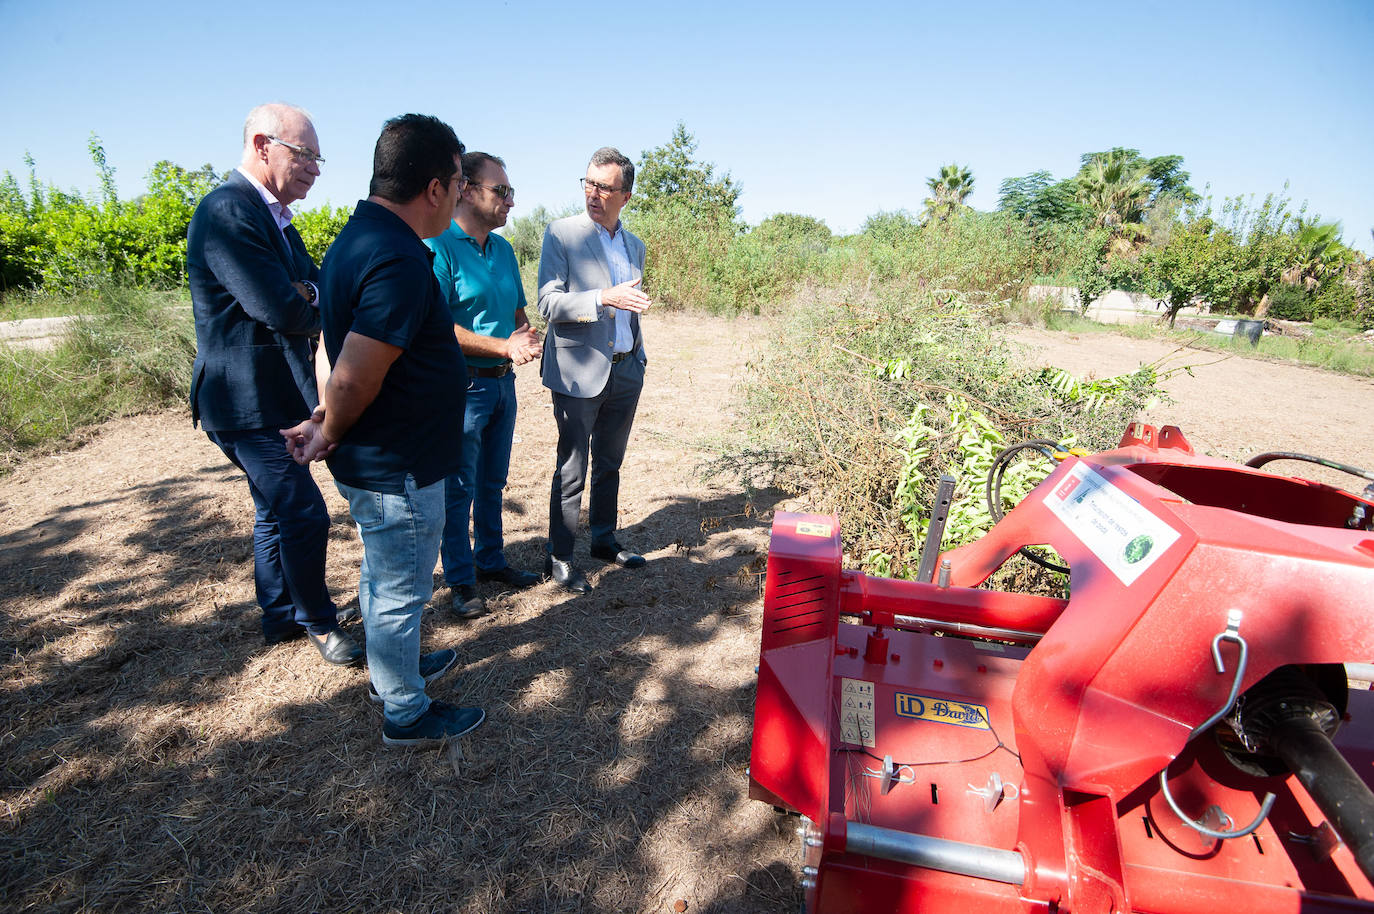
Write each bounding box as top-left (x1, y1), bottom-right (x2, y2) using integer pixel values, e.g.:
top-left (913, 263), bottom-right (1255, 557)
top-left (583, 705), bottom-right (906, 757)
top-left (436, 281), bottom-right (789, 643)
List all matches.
top-left (537, 213), bottom-right (647, 398)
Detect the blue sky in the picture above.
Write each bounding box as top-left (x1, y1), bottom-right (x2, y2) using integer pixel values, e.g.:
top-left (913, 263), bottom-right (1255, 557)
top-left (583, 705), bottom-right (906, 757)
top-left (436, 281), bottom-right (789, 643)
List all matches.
top-left (3, 0), bottom-right (1371, 246)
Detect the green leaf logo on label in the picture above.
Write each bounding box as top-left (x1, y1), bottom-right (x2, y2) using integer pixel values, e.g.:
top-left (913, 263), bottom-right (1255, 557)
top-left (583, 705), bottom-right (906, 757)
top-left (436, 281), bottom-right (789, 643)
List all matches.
top-left (1124, 534), bottom-right (1154, 564)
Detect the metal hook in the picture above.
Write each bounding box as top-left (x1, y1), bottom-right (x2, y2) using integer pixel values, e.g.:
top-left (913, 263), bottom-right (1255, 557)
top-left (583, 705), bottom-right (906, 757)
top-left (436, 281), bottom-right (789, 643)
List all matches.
top-left (1157, 609), bottom-right (1277, 840)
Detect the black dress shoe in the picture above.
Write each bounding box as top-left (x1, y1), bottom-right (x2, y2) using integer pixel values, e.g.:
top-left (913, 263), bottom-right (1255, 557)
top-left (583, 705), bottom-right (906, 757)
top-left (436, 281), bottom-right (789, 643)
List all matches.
top-left (476, 565), bottom-right (541, 588)
top-left (264, 626), bottom-right (306, 647)
top-left (589, 541), bottom-right (646, 568)
top-left (447, 584), bottom-right (487, 620)
top-left (306, 628), bottom-right (364, 666)
top-left (544, 554), bottom-right (592, 594)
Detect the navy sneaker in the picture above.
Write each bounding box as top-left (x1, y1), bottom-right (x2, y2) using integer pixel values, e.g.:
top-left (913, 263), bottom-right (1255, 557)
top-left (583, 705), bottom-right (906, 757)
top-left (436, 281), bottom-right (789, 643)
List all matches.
top-left (367, 649), bottom-right (458, 705)
top-left (382, 701), bottom-right (485, 749)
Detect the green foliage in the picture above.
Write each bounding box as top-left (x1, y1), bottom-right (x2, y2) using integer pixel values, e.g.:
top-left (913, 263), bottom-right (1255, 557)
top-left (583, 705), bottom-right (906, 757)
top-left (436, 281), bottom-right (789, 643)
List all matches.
top-left (860, 209), bottom-right (921, 245)
top-left (293, 204), bottom-right (352, 263)
top-left (0, 285), bottom-right (193, 465)
top-left (752, 212), bottom-right (831, 247)
top-left (922, 163), bottom-right (975, 225)
top-left (722, 285), bottom-right (1162, 578)
top-left (997, 170), bottom-right (1085, 226)
top-left (629, 122), bottom-right (742, 223)
top-left (1265, 282), bottom-right (1315, 321)
top-left (504, 203), bottom-right (579, 267)
top-left (0, 143), bottom-right (222, 292)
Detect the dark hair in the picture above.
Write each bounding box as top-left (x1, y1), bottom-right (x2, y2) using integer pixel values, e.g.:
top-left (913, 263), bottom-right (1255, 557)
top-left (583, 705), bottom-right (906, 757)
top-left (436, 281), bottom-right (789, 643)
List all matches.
top-left (369, 114), bottom-right (465, 203)
top-left (461, 151), bottom-right (506, 182)
top-left (589, 146), bottom-right (634, 193)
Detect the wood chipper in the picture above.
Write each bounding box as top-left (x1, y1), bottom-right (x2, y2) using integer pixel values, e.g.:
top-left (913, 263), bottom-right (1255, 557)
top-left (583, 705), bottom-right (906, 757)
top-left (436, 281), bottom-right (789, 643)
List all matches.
top-left (749, 423), bottom-right (1374, 913)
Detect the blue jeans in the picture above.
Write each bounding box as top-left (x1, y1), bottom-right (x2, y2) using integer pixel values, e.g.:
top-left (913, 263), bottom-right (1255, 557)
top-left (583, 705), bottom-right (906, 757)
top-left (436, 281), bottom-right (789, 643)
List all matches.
top-left (206, 428), bottom-right (337, 639)
top-left (441, 373), bottom-right (517, 586)
top-left (336, 475), bottom-right (445, 727)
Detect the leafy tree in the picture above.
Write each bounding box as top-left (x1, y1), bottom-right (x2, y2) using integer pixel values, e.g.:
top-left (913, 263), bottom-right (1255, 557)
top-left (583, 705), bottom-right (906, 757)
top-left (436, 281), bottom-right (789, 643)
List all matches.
top-left (752, 212), bottom-right (831, 247)
top-left (293, 204), bottom-right (353, 264)
top-left (922, 163), bottom-right (974, 224)
top-left (860, 209), bottom-right (921, 245)
top-left (503, 203), bottom-right (579, 267)
top-left (628, 121), bottom-right (741, 224)
top-left (997, 170), bottom-right (1084, 225)
top-left (1077, 147), bottom-right (1198, 208)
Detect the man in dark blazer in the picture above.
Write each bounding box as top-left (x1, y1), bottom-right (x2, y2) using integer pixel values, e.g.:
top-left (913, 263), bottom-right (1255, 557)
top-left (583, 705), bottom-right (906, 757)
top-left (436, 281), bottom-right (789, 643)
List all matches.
top-left (187, 102), bottom-right (360, 665)
top-left (537, 147), bottom-right (651, 594)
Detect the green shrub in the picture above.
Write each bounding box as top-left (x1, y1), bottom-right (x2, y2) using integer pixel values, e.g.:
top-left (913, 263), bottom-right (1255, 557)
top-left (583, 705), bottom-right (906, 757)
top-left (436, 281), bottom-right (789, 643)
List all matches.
top-left (720, 284), bottom-right (1163, 579)
top-left (1266, 283), bottom-right (1314, 321)
top-left (0, 285), bottom-right (193, 465)
top-left (294, 204), bottom-right (353, 263)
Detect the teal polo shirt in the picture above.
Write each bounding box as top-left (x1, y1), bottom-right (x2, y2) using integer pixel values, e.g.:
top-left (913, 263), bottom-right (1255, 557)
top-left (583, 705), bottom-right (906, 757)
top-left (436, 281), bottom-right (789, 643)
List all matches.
top-left (425, 220), bottom-right (527, 368)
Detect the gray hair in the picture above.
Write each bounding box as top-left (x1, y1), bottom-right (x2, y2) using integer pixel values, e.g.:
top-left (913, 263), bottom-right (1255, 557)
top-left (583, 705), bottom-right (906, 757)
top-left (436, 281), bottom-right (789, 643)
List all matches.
top-left (242, 103), bottom-right (314, 148)
top-left (589, 146), bottom-right (634, 193)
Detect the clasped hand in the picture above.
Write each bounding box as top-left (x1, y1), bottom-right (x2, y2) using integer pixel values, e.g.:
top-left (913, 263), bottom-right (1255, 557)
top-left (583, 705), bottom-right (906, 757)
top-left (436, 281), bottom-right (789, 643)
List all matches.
top-left (507, 325), bottom-right (542, 365)
top-left (280, 414), bottom-right (335, 464)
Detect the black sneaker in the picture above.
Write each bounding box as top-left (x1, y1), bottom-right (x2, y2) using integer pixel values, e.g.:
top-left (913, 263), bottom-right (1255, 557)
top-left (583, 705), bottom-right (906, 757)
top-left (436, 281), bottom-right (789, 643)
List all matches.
top-left (476, 565), bottom-right (541, 588)
top-left (382, 701), bottom-right (485, 749)
top-left (368, 649), bottom-right (458, 705)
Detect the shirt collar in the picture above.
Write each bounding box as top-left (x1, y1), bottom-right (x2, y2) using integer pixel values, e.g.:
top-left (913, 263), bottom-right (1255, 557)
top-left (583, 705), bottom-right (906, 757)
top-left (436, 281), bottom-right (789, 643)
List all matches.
top-left (593, 219), bottom-right (624, 241)
top-left (236, 166), bottom-right (293, 225)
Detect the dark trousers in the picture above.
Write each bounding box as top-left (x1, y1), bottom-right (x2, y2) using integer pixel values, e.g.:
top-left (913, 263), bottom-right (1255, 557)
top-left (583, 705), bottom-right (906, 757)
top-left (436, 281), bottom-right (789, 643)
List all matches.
top-left (548, 357), bottom-right (644, 558)
top-left (207, 428), bottom-right (337, 639)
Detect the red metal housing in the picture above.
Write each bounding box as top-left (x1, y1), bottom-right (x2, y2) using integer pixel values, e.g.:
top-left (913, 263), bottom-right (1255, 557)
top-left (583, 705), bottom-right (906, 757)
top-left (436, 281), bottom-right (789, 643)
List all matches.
top-left (750, 424), bottom-right (1374, 913)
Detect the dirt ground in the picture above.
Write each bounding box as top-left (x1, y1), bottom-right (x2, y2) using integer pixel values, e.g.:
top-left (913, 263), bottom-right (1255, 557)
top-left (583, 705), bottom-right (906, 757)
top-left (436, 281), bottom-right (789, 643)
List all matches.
top-left (2, 312), bottom-right (1372, 914)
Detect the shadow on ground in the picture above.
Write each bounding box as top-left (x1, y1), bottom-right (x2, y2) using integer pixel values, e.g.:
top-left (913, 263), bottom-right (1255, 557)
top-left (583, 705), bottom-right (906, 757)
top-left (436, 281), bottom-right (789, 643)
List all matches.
top-left (0, 462), bottom-right (803, 913)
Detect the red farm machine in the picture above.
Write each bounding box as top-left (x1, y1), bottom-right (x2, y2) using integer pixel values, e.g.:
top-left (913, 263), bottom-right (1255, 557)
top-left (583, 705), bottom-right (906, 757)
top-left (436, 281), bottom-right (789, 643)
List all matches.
top-left (749, 423), bottom-right (1374, 913)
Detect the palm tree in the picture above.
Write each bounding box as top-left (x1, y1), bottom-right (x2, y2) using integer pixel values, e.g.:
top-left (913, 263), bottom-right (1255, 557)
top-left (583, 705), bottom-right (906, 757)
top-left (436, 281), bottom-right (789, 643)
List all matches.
top-left (1282, 221), bottom-right (1350, 291)
top-left (922, 164), bottom-right (975, 224)
top-left (1077, 151), bottom-right (1152, 256)
top-left (1077, 151), bottom-right (1151, 229)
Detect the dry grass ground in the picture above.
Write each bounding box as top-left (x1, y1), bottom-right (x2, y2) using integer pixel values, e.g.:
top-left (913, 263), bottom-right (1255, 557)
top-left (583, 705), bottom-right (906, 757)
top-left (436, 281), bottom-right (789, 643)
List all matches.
top-left (4, 312), bottom-right (1373, 913)
top-left (0, 310), bottom-right (800, 914)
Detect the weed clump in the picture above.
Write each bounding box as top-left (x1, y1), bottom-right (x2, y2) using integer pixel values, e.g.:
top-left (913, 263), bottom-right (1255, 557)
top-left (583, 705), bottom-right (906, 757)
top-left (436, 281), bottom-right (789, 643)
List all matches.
top-left (723, 282), bottom-right (1164, 580)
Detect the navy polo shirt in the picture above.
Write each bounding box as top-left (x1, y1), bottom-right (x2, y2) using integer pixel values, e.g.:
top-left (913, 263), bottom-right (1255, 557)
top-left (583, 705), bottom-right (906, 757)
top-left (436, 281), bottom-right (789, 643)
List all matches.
top-left (319, 200), bottom-right (466, 493)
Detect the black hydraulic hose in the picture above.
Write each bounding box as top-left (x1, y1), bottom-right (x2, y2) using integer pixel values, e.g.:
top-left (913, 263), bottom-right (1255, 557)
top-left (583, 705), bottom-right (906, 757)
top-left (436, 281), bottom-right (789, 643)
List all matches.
top-left (985, 440), bottom-right (1070, 574)
top-left (1245, 451), bottom-right (1374, 484)
top-left (1271, 715), bottom-right (1374, 882)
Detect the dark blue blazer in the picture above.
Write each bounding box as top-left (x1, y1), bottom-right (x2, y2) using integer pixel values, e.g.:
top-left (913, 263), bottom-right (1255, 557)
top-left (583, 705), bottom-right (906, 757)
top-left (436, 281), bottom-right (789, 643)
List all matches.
top-left (187, 170), bottom-right (322, 431)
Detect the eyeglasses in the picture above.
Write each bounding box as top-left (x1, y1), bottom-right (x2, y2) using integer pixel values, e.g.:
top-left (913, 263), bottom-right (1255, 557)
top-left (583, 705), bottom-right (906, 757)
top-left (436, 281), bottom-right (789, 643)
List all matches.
top-left (267, 136), bottom-right (325, 165)
top-left (471, 183), bottom-right (515, 200)
top-left (580, 177), bottom-right (622, 197)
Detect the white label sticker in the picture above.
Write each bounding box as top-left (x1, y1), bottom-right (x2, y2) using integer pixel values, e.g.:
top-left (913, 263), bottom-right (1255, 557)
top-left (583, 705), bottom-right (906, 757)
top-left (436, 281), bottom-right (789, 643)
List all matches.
top-left (839, 678), bottom-right (876, 748)
top-left (1044, 463), bottom-right (1181, 586)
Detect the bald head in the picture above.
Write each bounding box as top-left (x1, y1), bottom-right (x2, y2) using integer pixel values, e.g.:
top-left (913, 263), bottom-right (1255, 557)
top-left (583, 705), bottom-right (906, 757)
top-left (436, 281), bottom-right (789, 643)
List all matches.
top-left (240, 103), bottom-right (321, 206)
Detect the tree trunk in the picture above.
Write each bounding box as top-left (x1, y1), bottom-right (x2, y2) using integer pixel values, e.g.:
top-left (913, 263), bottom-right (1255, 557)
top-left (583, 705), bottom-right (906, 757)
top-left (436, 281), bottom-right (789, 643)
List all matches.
top-left (1254, 292), bottom-right (1272, 318)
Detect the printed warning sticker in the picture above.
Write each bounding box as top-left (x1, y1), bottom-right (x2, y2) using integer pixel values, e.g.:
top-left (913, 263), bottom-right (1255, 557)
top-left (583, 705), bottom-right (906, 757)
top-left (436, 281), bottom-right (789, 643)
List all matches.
top-left (839, 678), bottom-right (876, 748)
top-left (795, 521), bottom-right (833, 538)
top-left (1044, 462), bottom-right (1181, 586)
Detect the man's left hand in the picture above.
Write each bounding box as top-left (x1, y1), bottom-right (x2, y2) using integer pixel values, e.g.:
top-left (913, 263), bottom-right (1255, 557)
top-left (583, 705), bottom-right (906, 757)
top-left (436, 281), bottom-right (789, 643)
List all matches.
top-left (280, 416), bottom-right (336, 464)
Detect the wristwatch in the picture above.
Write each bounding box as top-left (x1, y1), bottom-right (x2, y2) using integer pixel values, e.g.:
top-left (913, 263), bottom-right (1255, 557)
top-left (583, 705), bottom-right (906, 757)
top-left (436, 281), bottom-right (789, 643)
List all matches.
top-left (301, 280), bottom-right (318, 305)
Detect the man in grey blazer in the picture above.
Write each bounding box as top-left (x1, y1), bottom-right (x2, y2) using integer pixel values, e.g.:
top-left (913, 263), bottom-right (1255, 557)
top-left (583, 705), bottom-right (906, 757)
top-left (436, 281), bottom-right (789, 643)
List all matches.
top-left (537, 147), bottom-right (651, 593)
top-left (188, 102), bottom-right (360, 665)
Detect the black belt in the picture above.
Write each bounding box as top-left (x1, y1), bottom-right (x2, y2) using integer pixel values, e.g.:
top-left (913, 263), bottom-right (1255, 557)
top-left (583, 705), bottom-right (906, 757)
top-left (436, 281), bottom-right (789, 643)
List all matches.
top-left (468, 362), bottom-right (511, 378)
top-left (612, 352), bottom-right (632, 364)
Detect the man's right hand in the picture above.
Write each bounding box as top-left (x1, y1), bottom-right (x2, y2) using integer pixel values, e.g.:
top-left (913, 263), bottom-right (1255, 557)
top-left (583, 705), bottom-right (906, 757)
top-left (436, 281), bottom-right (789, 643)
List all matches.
top-left (506, 325), bottom-right (542, 365)
top-left (602, 278), bottom-right (651, 314)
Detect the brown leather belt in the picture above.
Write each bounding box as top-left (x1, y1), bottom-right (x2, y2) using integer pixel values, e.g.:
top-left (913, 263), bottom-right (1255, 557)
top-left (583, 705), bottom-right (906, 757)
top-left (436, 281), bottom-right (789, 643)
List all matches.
top-left (468, 362), bottom-right (511, 378)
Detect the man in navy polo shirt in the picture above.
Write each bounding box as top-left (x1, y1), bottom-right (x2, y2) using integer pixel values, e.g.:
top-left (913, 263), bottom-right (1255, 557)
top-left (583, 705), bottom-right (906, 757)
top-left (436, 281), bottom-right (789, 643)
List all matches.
top-left (283, 114), bottom-right (483, 749)
top-left (425, 152), bottom-right (543, 620)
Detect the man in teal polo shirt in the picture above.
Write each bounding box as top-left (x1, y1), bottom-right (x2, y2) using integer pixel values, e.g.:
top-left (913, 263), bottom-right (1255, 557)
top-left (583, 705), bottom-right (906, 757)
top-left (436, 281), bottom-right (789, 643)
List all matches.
top-left (426, 152), bottom-right (543, 618)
